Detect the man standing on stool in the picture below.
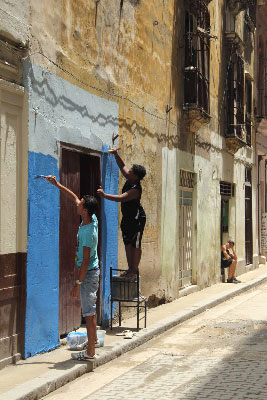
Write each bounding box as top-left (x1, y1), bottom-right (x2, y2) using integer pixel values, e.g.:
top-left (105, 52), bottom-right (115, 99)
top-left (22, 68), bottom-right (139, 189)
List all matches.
top-left (45, 175), bottom-right (99, 360)
top-left (221, 239), bottom-right (241, 283)
top-left (97, 149), bottom-right (146, 277)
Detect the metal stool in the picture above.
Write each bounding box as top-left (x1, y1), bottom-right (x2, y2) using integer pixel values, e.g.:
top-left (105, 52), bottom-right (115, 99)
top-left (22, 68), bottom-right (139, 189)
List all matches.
top-left (110, 268), bottom-right (147, 331)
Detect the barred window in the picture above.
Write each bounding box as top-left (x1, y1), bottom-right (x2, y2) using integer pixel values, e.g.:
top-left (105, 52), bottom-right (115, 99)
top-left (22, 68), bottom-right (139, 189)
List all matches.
top-left (184, 0), bottom-right (210, 114)
top-left (220, 181), bottom-right (234, 198)
top-left (225, 55), bottom-right (245, 140)
top-left (246, 0), bottom-right (256, 26)
top-left (245, 78), bottom-right (252, 147)
top-left (180, 170), bottom-right (194, 189)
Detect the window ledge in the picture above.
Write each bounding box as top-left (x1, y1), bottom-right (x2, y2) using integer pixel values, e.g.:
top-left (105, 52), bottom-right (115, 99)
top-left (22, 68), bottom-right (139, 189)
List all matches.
top-left (225, 133), bottom-right (247, 154)
top-left (183, 104), bottom-right (211, 133)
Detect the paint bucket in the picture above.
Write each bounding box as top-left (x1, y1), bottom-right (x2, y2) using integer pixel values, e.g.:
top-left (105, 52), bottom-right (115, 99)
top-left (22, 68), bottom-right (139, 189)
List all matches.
top-left (66, 332), bottom-right (87, 349)
top-left (97, 330), bottom-right (106, 347)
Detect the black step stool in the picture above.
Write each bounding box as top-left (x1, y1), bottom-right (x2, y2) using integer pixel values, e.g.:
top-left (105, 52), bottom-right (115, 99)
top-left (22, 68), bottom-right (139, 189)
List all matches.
top-left (110, 268), bottom-right (147, 331)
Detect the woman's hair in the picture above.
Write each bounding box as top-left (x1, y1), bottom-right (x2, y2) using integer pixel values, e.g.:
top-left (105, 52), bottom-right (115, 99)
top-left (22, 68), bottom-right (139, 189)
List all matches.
top-left (132, 164), bottom-right (146, 180)
top-left (82, 195), bottom-right (98, 216)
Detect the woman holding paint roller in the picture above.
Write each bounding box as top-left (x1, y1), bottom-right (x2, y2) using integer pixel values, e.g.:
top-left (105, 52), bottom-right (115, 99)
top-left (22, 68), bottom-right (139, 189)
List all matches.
top-left (97, 148), bottom-right (146, 278)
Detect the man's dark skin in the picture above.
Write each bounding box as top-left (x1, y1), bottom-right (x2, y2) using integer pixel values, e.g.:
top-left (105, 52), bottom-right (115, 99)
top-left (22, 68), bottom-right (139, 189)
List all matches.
top-left (97, 148), bottom-right (143, 274)
top-left (221, 241), bottom-right (237, 281)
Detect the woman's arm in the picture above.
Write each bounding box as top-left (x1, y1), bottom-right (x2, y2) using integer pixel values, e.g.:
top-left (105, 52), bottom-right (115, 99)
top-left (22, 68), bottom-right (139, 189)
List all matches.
top-left (45, 175), bottom-right (80, 206)
top-left (70, 247), bottom-right (90, 298)
top-left (97, 187), bottom-right (139, 203)
top-left (108, 149), bottom-right (130, 179)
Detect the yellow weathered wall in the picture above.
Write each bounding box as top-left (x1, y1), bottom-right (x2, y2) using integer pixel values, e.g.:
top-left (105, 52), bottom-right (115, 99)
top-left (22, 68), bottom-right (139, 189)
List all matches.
top-left (28, 0), bottom-right (258, 301)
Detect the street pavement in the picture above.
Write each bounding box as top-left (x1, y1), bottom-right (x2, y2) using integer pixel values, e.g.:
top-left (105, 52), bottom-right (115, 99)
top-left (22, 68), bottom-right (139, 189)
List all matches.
top-left (44, 279), bottom-right (267, 400)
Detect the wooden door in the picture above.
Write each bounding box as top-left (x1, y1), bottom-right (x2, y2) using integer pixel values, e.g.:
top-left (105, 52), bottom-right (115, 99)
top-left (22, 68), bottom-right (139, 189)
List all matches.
top-left (245, 168), bottom-right (253, 265)
top-left (59, 149), bottom-right (81, 335)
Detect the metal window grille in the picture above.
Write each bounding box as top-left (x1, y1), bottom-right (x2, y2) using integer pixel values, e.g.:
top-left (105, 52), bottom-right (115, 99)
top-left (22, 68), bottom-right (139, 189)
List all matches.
top-left (220, 181), bottom-right (234, 197)
top-left (245, 79), bottom-right (252, 147)
top-left (184, 0), bottom-right (210, 114)
top-left (180, 170), bottom-right (194, 189)
top-left (246, 0), bottom-right (256, 26)
top-left (245, 167), bottom-right (252, 184)
top-left (225, 55), bottom-right (245, 139)
top-left (236, 56), bottom-right (245, 138)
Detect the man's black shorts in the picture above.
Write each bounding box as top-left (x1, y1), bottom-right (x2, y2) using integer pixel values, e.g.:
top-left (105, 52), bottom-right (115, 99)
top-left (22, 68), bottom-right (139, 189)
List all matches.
top-left (221, 259), bottom-right (233, 269)
top-left (120, 217), bottom-right (146, 248)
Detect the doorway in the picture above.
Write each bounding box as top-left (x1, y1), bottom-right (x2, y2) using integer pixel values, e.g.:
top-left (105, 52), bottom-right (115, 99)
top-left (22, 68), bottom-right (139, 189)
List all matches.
top-left (245, 168), bottom-right (253, 265)
top-left (179, 170), bottom-right (194, 289)
top-left (59, 146), bottom-right (101, 336)
top-left (220, 181), bottom-right (234, 245)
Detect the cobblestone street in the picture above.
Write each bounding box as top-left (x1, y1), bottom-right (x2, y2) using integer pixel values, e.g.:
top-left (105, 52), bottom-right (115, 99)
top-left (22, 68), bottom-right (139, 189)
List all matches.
top-left (45, 281), bottom-right (267, 400)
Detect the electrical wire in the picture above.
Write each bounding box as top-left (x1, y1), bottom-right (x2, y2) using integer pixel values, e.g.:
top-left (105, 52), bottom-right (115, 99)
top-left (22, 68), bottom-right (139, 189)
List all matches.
top-left (0, 31), bottom-right (255, 163)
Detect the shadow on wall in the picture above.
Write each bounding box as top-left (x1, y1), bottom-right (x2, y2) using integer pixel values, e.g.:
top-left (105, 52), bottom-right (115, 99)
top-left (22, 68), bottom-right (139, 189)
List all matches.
top-left (25, 62), bottom-right (119, 128)
top-left (25, 61), bottom-right (178, 148)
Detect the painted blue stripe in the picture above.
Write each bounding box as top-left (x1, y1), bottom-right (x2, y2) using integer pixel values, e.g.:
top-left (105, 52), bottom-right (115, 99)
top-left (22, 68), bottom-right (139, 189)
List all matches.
top-left (101, 145), bottom-right (119, 325)
top-left (25, 152), bottom-right (60, 358)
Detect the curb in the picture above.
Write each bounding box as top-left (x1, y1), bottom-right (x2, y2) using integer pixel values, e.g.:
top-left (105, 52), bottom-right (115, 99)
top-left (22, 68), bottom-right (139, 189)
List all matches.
top-left (1, 273), bottom-right (267, 400)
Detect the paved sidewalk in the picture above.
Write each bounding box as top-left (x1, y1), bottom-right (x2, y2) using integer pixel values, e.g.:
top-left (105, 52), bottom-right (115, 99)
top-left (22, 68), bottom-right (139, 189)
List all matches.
top-left (1, 265), bottom-right (267, 400)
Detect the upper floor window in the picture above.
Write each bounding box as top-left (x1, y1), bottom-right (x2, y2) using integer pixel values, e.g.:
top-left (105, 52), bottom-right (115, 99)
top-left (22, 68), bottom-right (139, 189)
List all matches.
top-left (225, 55), bottom-right (245, 140)
top-left (245, 78), bottom-right (252, 147)
top-left (184, 0), bottom-right (210, 114)
top-left (246, 0), bottom-right (256, 26)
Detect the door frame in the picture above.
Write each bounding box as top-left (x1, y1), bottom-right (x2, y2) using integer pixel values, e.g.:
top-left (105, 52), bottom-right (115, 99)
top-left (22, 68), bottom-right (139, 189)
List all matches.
top-left (59, 143), bottom-right (102, 329)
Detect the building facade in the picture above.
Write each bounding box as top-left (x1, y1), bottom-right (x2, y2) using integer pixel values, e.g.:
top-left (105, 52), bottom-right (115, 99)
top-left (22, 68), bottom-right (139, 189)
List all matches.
top-left (0, 0), bottom-right (259, 367)
top-left (256, 1), bottom-right (267, 258)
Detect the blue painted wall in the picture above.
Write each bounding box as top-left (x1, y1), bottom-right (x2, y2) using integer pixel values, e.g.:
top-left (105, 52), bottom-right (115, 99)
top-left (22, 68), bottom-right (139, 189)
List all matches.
top-left (24, 61), bottom-right (119, 356)
top-left (101, 145), bottom-right (119, 325)
top-left (25, 152), bottom-right (60, 357)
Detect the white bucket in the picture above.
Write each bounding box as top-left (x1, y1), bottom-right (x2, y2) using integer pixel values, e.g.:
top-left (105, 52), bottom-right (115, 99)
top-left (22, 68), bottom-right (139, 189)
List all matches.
top-left (97, 330), bottom-right (106, 347)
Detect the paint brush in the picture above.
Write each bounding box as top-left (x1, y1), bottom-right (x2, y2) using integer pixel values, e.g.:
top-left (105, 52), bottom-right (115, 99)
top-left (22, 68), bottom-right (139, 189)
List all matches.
top-left (107, 148), bottom-right (120, 153)
top-left (34, 175), bottom-right (46, 179)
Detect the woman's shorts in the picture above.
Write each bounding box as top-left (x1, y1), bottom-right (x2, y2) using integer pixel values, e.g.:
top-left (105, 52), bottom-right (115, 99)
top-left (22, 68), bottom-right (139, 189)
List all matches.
top-left (80, 268), bottom-right (100, 317)
top-left (120, 217), bottom-right (146, 248)
top-left (221, 259), bottom-right (233, 269)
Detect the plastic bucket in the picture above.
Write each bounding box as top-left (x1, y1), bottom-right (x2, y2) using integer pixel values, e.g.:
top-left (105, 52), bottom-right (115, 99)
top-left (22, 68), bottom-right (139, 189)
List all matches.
top-left (66, 332), bottom-right (87, 349)
top-left (97, 330), bottom-right (106, 347)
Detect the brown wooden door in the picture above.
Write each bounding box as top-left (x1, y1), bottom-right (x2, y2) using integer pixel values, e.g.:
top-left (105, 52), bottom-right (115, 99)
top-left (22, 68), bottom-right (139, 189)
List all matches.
top-left (59, 149), bottom-right (102, 335)
top-left (245, 185), bottom-right (253, 265)
top-left (59, 149), bottom-right (81, 335)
